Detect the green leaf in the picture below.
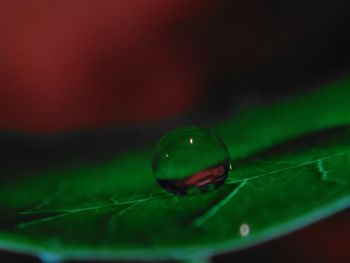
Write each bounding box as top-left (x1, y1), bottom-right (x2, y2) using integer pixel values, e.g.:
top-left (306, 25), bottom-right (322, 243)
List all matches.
top-left (0, 79), bottom-right (350, 261)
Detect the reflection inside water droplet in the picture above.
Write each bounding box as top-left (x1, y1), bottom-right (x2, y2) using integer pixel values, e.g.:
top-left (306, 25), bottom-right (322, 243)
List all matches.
top-left (157, 160), bottom-right (231, 195)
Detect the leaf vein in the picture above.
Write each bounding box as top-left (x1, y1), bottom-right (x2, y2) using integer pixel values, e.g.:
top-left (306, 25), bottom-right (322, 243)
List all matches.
top-left (193, 180), bottom-right (247, 227)
top-left (229, 150), bottom-right (350, 184)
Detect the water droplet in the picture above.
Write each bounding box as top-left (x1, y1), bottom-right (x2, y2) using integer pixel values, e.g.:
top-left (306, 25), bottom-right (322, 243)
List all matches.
top-left (152, 127), bottom-right (231, 195)
top-left (239, 223), bottom-right (250, 237)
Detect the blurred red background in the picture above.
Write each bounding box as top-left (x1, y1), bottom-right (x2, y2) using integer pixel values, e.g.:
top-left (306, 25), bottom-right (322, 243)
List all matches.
top-left (1, 0), bottom-right (349, 133)
top-left (0, 0), bottom-right (211, 132)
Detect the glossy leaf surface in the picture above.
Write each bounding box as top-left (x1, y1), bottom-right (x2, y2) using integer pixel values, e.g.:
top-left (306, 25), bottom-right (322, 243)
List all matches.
top-left (0, 79), bottom-right (350, 261)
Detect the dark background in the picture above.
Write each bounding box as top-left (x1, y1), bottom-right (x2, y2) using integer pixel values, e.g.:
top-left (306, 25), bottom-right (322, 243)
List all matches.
top-left (0, 0), bottom-right (350, 262)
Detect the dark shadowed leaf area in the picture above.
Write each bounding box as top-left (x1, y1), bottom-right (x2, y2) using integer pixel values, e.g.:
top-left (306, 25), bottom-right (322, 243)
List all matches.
top-left (0, 79), bottom-right (350, 261)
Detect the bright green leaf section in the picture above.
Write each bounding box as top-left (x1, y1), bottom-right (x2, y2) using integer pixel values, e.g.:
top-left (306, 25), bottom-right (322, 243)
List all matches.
top-left (0, 79), bottom-right (350, 261)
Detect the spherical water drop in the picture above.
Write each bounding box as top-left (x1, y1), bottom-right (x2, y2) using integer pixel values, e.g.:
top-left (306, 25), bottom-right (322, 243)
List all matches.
top-left (152, 126), bottom-right (231, 195)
